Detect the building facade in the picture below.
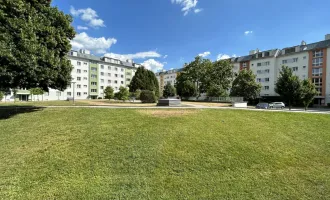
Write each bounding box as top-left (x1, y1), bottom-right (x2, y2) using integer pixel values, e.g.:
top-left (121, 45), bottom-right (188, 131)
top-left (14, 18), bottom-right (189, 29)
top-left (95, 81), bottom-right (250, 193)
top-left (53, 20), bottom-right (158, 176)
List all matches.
top-left (155, 69), bottom-right (183, 95)
top-left (156, 34), bottom-right (330, 105)
top-left (1, 50), bottom-right (138, 101)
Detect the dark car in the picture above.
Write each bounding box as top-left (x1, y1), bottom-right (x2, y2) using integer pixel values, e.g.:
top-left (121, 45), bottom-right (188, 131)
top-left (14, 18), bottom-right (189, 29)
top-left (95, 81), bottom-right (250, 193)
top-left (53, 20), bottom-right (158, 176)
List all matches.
top-left (256, 103), bottom-right (270, 109)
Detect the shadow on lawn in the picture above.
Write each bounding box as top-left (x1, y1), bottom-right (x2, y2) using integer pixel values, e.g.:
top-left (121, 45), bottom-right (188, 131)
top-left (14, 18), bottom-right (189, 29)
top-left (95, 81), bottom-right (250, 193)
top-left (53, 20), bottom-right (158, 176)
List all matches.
top-left (0, 106), bottom-right (44, 120)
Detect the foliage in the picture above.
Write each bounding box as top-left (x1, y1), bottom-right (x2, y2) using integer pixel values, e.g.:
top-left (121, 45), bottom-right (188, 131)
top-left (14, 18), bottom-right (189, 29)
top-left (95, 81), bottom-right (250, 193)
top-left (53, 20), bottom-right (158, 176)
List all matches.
top-left (140, 90), bottom-right (157, 103)
top-left (175, 73), bottom-right (196, 98)
top-left (0, 91), bottom-right (4, 101)
top-left (115, 86), bottom-right (129, 101)
top-left (129, 67), bottom-right (159, 97)
top-left (230, 69), bottom-right (262, 101)
top-left (29, 88), bottom-right (44, 95)
top-left (104, 86), bottom-right (114, 100)
top-left (134, 89), bottom-right (141, 100)
top-left (300, 79), bottom-right (318, 111)
top-left (275, 66), bottom-right (302, 110)
top-left (328, 103), bottom-right (330, 107)
top-left (206, 59), bottom-right (234, 97)
top-left (163, 83), bottom-right (176, 98)
top-left (0, 0), bottom-right (75, 92)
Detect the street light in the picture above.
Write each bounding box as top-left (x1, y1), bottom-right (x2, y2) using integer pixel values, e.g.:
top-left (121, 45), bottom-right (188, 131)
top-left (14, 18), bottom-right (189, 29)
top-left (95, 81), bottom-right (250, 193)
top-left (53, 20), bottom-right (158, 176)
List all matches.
top-left (71, 81), bottom-right (76, 105)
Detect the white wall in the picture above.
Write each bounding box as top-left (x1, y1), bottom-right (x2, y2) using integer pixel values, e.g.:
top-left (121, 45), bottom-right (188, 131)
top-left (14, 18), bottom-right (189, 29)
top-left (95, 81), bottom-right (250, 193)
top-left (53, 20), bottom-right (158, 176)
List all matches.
top-left (276, 52), bottom-right (309, 80)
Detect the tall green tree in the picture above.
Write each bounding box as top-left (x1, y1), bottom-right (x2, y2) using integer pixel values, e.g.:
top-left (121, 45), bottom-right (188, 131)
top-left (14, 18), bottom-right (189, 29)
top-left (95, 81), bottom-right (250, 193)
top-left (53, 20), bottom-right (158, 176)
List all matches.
top-left (129, 67), bottom-right (160, 98)
top-left (300, 79), bottom-right (318, 111)
top-left (184, 56), bottom-right (212, 98)
top-left (30, 88), bottom-right (44, 101)
top-left (0, 91), bottom-right (4, 101)
top-left (163, 83), bottom-right (176, 98)
top-left (230, 69), bottom-right (262, 101)
top-left (275, 66), bottom-right (302, 110)
top-left (104, 86), bottom-right (114, 100)
top-left (0, 0), bottom-right (75, 92)
top-left (206, 59), bottom-right (234, 97)
top-left (175, 73), bottom-right (196, 99)
top-left (115, 86), bottom-right (129, 101)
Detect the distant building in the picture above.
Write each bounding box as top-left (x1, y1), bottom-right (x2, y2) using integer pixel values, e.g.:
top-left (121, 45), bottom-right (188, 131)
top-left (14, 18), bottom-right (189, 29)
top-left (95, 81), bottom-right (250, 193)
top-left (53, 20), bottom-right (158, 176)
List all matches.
top-left (155, 68), bottom-right (183, 95)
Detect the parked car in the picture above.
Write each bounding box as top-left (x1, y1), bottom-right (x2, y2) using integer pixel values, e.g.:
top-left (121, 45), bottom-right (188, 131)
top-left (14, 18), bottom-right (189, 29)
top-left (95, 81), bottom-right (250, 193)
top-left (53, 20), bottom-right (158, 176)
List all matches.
top-left (269, 102), bottom-right (285, 109)
top-left (256, 103), bottom-right (270, 109)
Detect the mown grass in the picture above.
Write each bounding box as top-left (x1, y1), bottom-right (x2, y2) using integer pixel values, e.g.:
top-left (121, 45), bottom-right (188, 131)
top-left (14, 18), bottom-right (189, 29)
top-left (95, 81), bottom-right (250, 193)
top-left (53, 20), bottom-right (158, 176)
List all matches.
top-left (0, 108), bottom-right (329, 199)
top-left (0, 100), bottom-right (89, 107)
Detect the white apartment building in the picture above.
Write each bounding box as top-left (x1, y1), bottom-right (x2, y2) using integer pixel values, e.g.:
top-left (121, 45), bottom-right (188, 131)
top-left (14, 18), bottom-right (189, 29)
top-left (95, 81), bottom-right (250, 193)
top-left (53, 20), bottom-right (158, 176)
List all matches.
top-left (155, 69), bottom-right (183, 95)
top-left (1, 49), bottom-right (138, 101)
top-left (157, 34), bottom-right (330, 105)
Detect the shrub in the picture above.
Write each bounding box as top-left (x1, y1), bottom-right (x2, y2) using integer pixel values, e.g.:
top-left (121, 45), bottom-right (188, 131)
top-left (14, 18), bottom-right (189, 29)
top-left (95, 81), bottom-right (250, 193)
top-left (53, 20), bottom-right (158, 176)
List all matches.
top-left (140, 90), bottom-right (156, 103)
top-left (328, 103), bottom-right (330, 107)
top-left (98, 97), bottom-right (102, 99)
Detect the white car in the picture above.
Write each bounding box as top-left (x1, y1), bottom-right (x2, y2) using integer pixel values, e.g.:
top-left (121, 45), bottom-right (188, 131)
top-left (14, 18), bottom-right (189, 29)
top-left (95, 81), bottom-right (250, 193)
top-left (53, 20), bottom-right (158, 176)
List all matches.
top-left (269, 102), bottom-right (285, 109)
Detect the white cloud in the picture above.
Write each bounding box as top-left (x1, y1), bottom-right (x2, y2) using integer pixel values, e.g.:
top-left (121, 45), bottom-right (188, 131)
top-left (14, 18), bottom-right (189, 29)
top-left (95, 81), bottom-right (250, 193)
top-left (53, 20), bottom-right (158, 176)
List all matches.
top-left (71, 32), bottom-right (117, 54)
top-left (77, 26), bottom-right (88, 30)
top-left (164, 55), bottom-right (168, 59)
top-left (171, 0), bottom-right (201, 16)
top-left (70, 6), bottom-right (105, 28)
top-left (198, 51), bottom-right (211, 57)
top-left (194, 8), bottom-right (203, 13)
top-left (104, 51), bottom-right (161, 61)
top-left (141, 59), bottom-right (165, 72)
top-left (244, 31), bottom-right (253, 35)
top-left (217, 54), bottom-right (237, 61)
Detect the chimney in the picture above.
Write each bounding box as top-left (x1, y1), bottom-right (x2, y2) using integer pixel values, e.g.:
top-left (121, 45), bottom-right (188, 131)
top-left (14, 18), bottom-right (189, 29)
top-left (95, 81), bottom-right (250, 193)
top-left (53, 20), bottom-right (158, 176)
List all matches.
top-left (325, 34), bottom-right (330, 40)
top-left (301, 40), bottom-right (306, 46)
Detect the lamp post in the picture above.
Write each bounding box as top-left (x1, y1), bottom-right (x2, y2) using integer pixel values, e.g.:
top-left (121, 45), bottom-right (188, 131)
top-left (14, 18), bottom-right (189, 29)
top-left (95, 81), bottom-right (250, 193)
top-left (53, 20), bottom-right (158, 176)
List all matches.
top-left (71, 81), bottom-right (76, 105)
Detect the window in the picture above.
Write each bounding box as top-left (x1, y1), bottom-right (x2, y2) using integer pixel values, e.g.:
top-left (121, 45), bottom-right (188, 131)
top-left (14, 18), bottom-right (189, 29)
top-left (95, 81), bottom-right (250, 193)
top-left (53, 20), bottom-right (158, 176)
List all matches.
top-left (257, 70), bottom-right (262, 74)
top-left (91, 89), bottom-right (97, 93)
top-left (115, 74), bottom-right (118, 77)
top-left (77, 77), bottom-right (81, 81)
top-left (77, 69), bottom-right (81, 73)
top-left (91, 75), bottom-right (97, 79)
top-left (282, 60), bottom-right (287, 64)
top-left (303, 56), bottom-right (307, 59)
top-left (121, 75), bottom-right (124, 78)
top-left (67, 92), bottom-right (72, 96)
top-left (91, 82), bottom-right (97, 86)
top-left (313, 50), bottom-right (323, 58)
top-left (108, 73), bottom-right (111, 77)
top-left (84, 70), bottom-right (88, 73)
top-left (77, 92), bottom-right (81, 96)
top-left (121, 68), bottom-right (124, 72)
top-left (115, 67), bottom-right (118, 71)
top-left (84, 85), bottom-right (88, 88)
top-left (91, 67), bottom-right (97, 71)
top-left (312, 78), bottom-right (322, 87)
top-left (264, 86), bottom-right (269, 90)
top-left (115, 80), bottom-right (118, 84)
top-left (101, 72), bottom-right (104, 76)
top-left (108, 66), bottom-right (111, 70)
top-left (312, 68), bottom-right (322, 76)
top-left (126, 72), bottom-right (132, 76)
top-left (100, 86), bottom-right (104, 90)
top-left (265, 69), bottom-right (270, 73)
top-left (77, 61), bottom-right (81, 66)
top-left (303, 66), bottom-right (306, 69)
top-left (257, 78), bottom-right (261, 82)
top-left (84, 62), bottom-right (88, 65)
top-left (243, 62), bottom-right (247, 67)
top-left (292, 67), bottom-right (298, 71)
top-left (77, 84), bottom-right (81, 88)
top-left (312, 57), bottom-right (323, 66)
top-left (265, 78), bottom-right (270, 82)
top-left (101, 65), bottom-right (104, 69)
top-left (108, 80), bottom-right (111, 84)
top-left (101, 79), bottom-right (104, 83)
top-left (83, 77), bottom-right (88, 80)
top-left (126, 78), bottom-right (131, 81)
top-left (56, 91), bottom-right (61, 96)
top-left (293, 58), bottom-right (298, 62)
top-left (315, 88), bottom-right (322, 95)
top-left (121, 81), bottom-right (124, 84)
top-left (84, 92), bottom-right (88, 95)
top-left (264, 52), bottom-right (270, 57)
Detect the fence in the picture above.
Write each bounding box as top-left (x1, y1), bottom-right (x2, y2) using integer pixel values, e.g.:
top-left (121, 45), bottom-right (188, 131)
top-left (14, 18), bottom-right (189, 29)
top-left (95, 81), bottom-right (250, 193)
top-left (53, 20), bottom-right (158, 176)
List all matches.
top-left (184, 96), bottom-right (244, 103)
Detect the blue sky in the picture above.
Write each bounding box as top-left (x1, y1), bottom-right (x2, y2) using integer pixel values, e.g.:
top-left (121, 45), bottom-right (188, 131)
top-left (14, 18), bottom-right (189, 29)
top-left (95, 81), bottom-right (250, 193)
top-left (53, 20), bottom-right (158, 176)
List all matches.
top-left (53, 0), bottom-right (330, 71)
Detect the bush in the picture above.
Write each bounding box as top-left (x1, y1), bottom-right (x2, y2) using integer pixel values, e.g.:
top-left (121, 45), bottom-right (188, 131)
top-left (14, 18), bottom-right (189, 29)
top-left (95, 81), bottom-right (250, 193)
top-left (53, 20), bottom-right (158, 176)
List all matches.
top-left (98, 97), bottom-right (102, 99)
top-left (328, 103), bottom-right (330, 107)
top-left (140, 90), bottom-right (156, 103)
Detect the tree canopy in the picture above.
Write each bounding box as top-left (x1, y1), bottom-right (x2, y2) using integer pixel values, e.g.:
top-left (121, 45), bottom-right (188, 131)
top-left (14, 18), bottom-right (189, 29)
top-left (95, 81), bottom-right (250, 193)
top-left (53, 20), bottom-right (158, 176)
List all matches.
top-left (163, 83), bottom-right (176, 98)
top-left (275, 66), bottom-right (302, 110)
top-left (104, 86), bottom-right (114, 100)
top-left (230, 69), bottom-right (262, 101)
top-left (115, 86), bottom-right (129, 101)
top-left (129, 67), bottom-right (160, 97)
top-left (300, 79), bottom-right (318, 110)
top-left (175, 73), bottom-right (196, 98)
top-left (0, 0), bottom-right (75, 91)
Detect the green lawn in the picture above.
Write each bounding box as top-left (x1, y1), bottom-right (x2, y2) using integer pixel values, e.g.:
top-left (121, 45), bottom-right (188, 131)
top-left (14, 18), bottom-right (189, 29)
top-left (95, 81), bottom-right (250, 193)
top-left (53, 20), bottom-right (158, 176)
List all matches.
top-left (0, 108), bottom-right (329, 199)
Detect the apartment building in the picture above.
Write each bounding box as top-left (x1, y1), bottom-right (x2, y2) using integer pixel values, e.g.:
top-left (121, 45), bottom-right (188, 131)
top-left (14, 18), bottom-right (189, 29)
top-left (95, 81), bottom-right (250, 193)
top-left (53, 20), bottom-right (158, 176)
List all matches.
top-left (157, 34), bottom-right (330, 105)
top-left (155, 68), bottom-right (183, 95)
top-left (1, 49), bottom-right (138, 101)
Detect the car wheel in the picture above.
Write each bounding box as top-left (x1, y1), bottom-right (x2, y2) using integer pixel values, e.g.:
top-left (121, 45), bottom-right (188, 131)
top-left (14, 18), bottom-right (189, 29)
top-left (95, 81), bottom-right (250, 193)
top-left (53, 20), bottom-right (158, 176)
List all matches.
top-left (281, 106), bottom-right (284, 109)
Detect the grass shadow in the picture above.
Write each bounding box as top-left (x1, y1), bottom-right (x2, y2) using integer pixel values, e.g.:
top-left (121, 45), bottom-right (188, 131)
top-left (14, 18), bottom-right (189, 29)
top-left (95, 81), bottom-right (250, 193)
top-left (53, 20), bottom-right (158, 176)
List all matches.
top-left (0, 106), bottom-right (44, 120)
